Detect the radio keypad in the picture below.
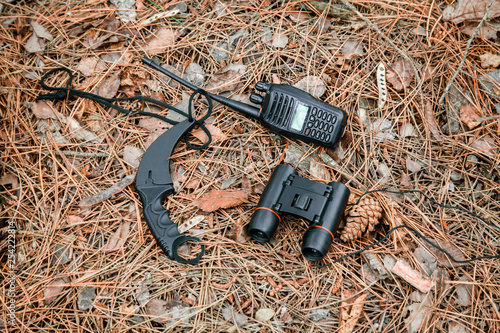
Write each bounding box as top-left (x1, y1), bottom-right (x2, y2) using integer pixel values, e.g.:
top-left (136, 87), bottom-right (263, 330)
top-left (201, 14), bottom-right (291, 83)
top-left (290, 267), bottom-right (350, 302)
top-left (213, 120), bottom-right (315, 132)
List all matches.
top-left (303, 109), bottom-right (337, 142)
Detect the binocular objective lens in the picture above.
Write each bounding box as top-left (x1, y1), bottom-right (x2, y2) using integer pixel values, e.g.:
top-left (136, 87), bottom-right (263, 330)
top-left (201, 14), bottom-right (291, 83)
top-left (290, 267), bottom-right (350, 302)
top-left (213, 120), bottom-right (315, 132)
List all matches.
top-left (255, 231), bottom-right (265, 238)
top-left (249, 229), bottom-right (269, 243)
top-left (302, 247), bottom-right (324, 262)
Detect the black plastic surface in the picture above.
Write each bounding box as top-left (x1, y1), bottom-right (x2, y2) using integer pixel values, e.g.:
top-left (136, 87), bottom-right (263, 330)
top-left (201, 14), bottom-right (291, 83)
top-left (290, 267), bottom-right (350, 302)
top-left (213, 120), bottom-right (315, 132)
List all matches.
top-left (143, 57), bottom-right (347, 148)
top-left (136, 119), bottom-right (205, 264)
top-left (258, 84), bottom-right (347, 148)
top-left (248, 164), bottom-right (350, 261)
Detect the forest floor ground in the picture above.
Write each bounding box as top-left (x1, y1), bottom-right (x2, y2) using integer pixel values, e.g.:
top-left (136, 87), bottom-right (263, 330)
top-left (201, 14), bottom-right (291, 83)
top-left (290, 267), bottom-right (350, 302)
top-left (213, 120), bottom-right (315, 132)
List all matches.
top-left (1, 0), bottom-right (500, 332)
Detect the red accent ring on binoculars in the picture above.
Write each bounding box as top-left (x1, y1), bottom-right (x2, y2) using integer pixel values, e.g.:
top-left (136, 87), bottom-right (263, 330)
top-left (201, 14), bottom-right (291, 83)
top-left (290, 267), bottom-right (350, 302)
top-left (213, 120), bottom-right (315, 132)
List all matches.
top-left (314, 225), bottom-right (334, 240)
top-left (255, 207), bottom-right (281, 222)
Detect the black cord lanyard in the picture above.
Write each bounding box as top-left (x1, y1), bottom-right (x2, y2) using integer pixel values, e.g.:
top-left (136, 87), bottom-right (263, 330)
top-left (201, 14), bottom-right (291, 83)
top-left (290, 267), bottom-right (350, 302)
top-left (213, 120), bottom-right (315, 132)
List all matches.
top-left (314, 189), bottom-right (500, 268)
top-left (36, 67), bottom-right (213, 149)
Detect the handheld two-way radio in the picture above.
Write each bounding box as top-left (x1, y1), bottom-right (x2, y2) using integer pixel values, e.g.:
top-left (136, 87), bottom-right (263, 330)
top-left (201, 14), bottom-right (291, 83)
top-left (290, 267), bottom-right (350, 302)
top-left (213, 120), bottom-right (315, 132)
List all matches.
top-left (142, 57), bottom-right (347, 148)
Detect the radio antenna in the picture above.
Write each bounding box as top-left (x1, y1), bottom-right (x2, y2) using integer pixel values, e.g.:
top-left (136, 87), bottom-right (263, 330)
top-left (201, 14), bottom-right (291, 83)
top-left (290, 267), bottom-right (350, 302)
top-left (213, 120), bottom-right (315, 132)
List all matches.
top-left (142, 57), bottom-right (261, 119)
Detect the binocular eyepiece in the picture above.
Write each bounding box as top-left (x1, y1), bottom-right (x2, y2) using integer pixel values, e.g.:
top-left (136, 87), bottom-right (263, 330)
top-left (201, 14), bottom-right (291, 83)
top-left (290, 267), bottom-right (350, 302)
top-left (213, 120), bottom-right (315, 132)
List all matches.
top-left (248, 164), bottom-right (350, 262)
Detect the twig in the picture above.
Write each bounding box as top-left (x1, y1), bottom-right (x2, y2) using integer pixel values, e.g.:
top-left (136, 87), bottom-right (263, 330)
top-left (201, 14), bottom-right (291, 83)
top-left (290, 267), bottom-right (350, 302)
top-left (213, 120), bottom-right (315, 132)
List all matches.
top-left (338, 0), bottom-right (421, 85)
top-left (79, 173), bottom-right (137, 208)
top-left (475, 114), bottom-right (500, 122)
top-left (438, 0), bottom-right (495, 104)
top-left (43, 150), bottom-right (122, 158)
top-left (212, 277), bottom-right (237, 289)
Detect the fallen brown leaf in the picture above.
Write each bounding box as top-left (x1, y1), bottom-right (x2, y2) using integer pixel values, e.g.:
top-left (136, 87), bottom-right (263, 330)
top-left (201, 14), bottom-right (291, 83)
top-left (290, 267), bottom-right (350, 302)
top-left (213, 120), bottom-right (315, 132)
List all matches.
top-left (145, 28), bottom-right (180, 55)
top-left (404, 293), bottom-right (433, 333)
top-left (461, 20), bottom-right (500, 41)
top-left (104, 222), bottom-right (130, 251)
top-left (400, 122), bottom-right (417, 138)
top-left (459, 104), bottom-right (482, 129)
top-left (144, 131), bottom-right (161, 149)
top-left (480, 53), bottom-right (500, 68)
top-left (386, 60), bottom-right (414, 91)
top-left (138, 117), bottom-right (173, 133)
top-left (341, 40), bottom-right (364, 59)
top-left (272, 32), bottom-right (288, 48)
top-left (29, 101), bottom-right (100, 142)
top-left (309, 160), bottom-right (328, 179)
top-left (31, 101), bottom-right (58, 120)
top-left (421, 65), bottom-right (437, 82)
top-left (206, 64), bottom-right (248, 94)
top-left (0, 173), bottom-right (18, 188)
top-left (193, 189), bottom-right (248, 212)
top-left (339, 291), bottom-right (368, 333)
top-left (424, 102), bottom-right (443, 142)
top-left (443, 0), bottom-right (500, 24)
top-left (455, 275), bottom-right (473, 306)
top-left (293, 76), bottom-right (326, 98)
top-left (67, 215), bottom-right (84, 226)
top-left (449, 321), bottom-right (471, 333)
top-left (102, 16), bottom-right (121, 32)
top-left (123, 145), bottom-right (143, 168)
top-left (280, 307), bottom-right (293, 324)
top-left (119, 303), bottom-right (136, 315)
top-left (469, 135), bottom-right (498, 158)
top-left (313, 15), bottom-right (331, 33)
top-left (289, 12), bottom-right (310, 23)
top-left (30, 20), bottom-right (53, 41)
top-left (478, 70), bottom-right (500, 98)
top-left (427, 239), bottom-right (467, 267)
top-left (401, 173), bottom-right (412, 187)
top-left (145, 298), bottom-right (170, 323)
top-left (192, 124), bottom-right (228, 144)
top-left (43, 277), bottom-right (69, 305)
top-left (226, 218), bottom-right (250, 243)
top-left (101, 50), bottom-right (134, 65)
top-left (144, 298), bottom-right (194, 324)
top-left (406, 157), bottom-right (422, 173)
top-left (98, 73), bottom-right (121, 99)
top-left (76, 57), bottom-right (106, 76)
top-left (241, 176), bottom-right (251, 194)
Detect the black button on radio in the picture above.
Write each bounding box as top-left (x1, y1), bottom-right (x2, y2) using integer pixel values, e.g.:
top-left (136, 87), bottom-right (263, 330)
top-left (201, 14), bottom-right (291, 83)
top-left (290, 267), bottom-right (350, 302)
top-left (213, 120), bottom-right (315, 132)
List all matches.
top-left (326, 114), bottom-right (332, 122)
top-left (328, 124), bottom-right (333, 133)
top-left (325, 134), bottom-right (331, 141)
top-left (309, 115), bottom-right (316, 122)
top-left (314, 120), bottom-right (320, 127)
top-left (318, 110), bottom-right (323, 118)
top-left (307, 122), bottom-right (313, 128)
top-left (250, 93), bottom-right (264, 104)
top-left (320, 133), bottom-right (325, 140)
top-left (311, 108), bottom-right (317, 116)
top-left (332, 116), bottom-right (337, 124)
top-left (255, 81), bottom-right (270, 92)
top-left (321, 113), bottom-right (327, 120)
top-left (311, 129), bottom-right (316, 137)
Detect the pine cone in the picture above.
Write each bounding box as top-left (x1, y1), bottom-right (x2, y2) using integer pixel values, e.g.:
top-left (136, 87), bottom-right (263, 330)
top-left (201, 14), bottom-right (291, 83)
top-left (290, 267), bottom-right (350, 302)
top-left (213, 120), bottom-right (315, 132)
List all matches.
top-left (340, 196), bottom-right (383, 242)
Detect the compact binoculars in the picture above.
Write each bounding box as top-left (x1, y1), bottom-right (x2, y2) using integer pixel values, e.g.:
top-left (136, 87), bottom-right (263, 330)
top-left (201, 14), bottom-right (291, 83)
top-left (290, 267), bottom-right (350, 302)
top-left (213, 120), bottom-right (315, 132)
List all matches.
top-left (248, 164), bottom-right (350, 261)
